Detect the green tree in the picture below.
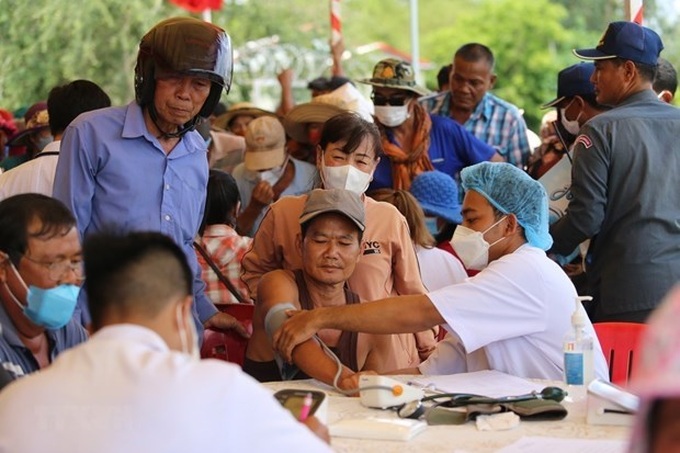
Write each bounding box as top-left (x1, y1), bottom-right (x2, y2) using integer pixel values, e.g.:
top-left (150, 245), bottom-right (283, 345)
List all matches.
top-left (420, 0), bottom-right (580, 130)
top-left (0, 0), bottom-right (677, 118)
top-left (0, 0), bottom-right (175, 110)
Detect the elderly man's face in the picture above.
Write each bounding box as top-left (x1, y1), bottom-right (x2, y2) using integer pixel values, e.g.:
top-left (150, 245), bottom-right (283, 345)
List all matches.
top-left (153, 75), bottom-right (211, 130)
top-left (450, 56), bottom-right (496, 112)
top-left (17, 222), bottom-right (82, 289)
top-left (299, 213), bottom-right (361, 287)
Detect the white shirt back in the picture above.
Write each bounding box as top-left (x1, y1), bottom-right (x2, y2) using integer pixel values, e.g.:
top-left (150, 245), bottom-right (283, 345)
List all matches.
top-left (0, 140), bottom-right (60, 200)
top-left (0, 325), bottom-right (331, 453)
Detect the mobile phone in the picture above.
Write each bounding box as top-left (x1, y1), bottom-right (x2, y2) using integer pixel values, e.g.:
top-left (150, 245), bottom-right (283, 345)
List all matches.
top-left (273, 389), bottom-right (326, 420)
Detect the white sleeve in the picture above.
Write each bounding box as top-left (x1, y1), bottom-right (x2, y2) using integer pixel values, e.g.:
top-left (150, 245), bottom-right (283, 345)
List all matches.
top-left (427, 251), bottom-right (547, 353)
top-left (417, 334), bottom-right (469, 375)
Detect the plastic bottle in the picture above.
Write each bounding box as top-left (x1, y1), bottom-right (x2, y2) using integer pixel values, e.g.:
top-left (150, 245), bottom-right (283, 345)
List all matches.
top-left (563, 296), bottom-right (594, 387)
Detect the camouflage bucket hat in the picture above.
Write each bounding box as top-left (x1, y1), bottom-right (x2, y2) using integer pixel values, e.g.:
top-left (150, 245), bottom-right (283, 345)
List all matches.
top-left (358, 58), bottom-right (429, 96)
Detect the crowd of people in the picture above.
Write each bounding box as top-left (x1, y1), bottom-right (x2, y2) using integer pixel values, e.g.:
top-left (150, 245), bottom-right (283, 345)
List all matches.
top-left (0, 15), bottom-right (678, 452)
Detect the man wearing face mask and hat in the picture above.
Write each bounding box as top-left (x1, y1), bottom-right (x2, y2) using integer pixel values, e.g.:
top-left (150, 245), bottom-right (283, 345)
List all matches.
top-left (0, 194), bottom-right (88, 382)
top-left (550, 22), bottom-right (680, 323)
top-left (274, 162), bottom-right (609, 381)
top-left (360, 58), bottom-right (501, 192)
top-left (536, 63), bottom-right (610, 219)
top-left (232, 116), bottom-right (317, 237)
top-left (541, 63), bottom-right (610, 152)
top-left (0, 230), bottom-right (332, 452)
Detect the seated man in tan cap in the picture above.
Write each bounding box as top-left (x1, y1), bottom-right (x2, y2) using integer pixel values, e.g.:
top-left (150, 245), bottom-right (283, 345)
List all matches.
top-left (232, 116), bottom-right (317, 237)
top-left (244, 188), bottom-right (392, 388)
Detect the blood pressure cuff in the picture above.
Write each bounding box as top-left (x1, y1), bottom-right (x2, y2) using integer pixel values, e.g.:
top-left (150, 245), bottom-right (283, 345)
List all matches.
top-left (264, 302), bottom-right (301, 381)
top-left (502, 399), bottom-right (568, 421)
top-left (425, 400), bottom-right (567, 425)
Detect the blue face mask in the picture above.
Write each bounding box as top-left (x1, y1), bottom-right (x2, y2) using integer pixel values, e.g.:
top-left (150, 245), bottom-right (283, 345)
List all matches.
top-left (24, 285), bottom-right (80, 330)
top-left (5, 260), bottom-right (79, 330)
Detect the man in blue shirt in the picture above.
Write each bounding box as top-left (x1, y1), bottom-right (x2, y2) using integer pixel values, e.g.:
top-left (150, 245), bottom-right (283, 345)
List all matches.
top-left (53, 17), bottom-right (248, 338)
top-left (420, 43), bottom-right (531, 169)
top-left (0, 194), bottom-right (88, 382)
top-left (359, 58), bottom-right (499, 192)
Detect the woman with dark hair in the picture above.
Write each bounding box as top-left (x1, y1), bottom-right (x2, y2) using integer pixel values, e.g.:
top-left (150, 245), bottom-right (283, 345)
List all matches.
top-left (196, 170), bottom-right (252, 305)
top-left (243, 111), bottom-right (437, 374)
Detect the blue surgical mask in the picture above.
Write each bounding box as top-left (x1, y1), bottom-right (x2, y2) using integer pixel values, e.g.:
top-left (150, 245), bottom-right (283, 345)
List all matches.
top-left (23, 285), bottom-right (80, 329)
top-left (5, 261), bottom-right (79, 329)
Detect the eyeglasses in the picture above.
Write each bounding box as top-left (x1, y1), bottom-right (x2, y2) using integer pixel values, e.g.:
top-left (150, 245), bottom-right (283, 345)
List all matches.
top-left (371, 93), bottom-right (410, 106)
top-left (22, 255), bottom-right (85, 281)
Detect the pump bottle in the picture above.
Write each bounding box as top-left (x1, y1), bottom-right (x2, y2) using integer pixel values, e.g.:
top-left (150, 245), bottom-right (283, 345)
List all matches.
top-left (563, 296), bottom-right (594, 386)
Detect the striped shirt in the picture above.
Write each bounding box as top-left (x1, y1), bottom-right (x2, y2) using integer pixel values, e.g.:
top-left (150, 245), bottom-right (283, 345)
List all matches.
top-left (420, 91), bottom-right (531, 169)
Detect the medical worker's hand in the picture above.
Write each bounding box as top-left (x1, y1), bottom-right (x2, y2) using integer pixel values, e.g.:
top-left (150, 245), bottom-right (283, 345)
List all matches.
top-left (273, 308), bottom-right (322, 362)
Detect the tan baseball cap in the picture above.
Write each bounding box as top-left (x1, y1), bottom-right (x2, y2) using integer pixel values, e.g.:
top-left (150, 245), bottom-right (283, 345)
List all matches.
top-left (244, 116), bottom-right (286, 171)
top-left (299, 188), bottom-right (365, 232)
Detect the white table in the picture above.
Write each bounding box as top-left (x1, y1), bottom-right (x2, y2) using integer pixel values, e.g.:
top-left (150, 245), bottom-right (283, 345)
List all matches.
top-left (263, 377), bottom-right (630, 453)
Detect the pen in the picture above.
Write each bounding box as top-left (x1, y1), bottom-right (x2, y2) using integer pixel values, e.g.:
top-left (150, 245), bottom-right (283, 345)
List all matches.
top-left (298, 392), bottom-right (313, 422)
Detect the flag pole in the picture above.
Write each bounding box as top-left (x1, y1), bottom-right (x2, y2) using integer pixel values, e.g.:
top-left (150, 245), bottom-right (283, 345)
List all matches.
top-left (625, 0), bottom-right (643, 24)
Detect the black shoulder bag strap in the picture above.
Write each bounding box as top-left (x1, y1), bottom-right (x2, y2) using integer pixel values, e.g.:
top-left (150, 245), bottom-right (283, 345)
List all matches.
top-left (193, 240), bottom-right (249, 304)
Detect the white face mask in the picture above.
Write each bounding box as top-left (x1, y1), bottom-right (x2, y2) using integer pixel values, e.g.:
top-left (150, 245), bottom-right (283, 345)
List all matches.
top-left (320, 160), bottom-right (372, 195)
top-left (559, 99), bottom-right (582, 136)
top-left (374, 104), bottom-right (410, 127)
top-left (176, 304), bottom-right (200, 361)
top-left (450, 216), bottom-right (507, 270)
top-left (245, 156), bottom-right (288, 186)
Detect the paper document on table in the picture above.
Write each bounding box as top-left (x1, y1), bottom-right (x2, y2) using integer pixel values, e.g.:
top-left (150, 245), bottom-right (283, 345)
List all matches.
top-left (496, 436), bottom-right (626, 453)
top-left (411, 370), bottom-right (544, 398)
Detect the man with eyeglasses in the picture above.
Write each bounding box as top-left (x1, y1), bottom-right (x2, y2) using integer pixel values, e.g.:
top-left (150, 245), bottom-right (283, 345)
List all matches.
top-left (360, 58), bottom-right (501, 192)
top-left (0, 194), bottom-right (88, 382)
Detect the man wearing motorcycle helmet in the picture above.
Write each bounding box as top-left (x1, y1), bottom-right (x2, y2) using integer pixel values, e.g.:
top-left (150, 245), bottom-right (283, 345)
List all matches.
top-left (53, 17), bottom-right (249, 339)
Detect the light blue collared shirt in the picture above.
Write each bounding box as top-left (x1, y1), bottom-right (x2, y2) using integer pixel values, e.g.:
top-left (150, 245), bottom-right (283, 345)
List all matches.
top-left (53, 102), bottom-right (217, 326)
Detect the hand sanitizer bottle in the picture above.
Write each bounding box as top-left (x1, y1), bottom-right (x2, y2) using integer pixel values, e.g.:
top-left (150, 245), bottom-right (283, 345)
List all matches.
top-left (564, 296), bottom-right (595, 388)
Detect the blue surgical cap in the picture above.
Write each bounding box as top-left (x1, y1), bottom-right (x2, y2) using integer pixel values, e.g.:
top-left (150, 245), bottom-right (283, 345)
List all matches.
top-left (461, 162), bottom-right (553, 250)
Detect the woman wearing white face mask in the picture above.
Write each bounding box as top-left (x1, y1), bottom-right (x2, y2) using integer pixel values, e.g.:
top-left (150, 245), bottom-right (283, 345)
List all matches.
top-left (232, 116), bottom-right (317, 237)
top-left (357, 58), bottom-right (500, 192)
top-left (242, 112), bottom-right (439, 372)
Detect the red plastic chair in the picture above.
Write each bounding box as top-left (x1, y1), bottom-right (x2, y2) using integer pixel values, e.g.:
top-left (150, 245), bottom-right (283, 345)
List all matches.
top-left (593, 322), bottom-right (647, 385)
top-left (201, 304), bottom-right (254, 367)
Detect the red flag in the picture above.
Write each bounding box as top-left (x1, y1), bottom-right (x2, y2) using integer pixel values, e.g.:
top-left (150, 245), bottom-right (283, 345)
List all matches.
top-left (168, 0), bottom-right (222, 12)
